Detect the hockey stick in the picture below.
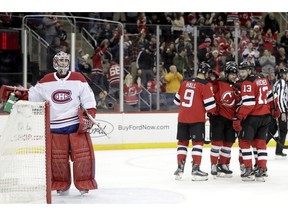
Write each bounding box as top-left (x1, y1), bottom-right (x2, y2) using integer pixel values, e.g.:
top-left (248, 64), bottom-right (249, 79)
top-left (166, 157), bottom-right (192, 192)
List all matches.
top-left (85, 111), bottom-right (111, 139)
top-left (267, 131), bottom-right (288, 149)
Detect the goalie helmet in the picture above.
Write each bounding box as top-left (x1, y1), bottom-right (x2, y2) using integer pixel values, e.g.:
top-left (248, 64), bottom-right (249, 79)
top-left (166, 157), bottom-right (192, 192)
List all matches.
top-left (53, 51), bottom-right (70, 75)
top-left (198, 62), bottom-right (211, 74)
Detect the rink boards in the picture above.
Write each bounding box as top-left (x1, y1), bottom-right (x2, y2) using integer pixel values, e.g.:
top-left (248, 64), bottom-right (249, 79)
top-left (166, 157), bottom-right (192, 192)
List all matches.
top-left (0, 113), bottom-right (283, 150)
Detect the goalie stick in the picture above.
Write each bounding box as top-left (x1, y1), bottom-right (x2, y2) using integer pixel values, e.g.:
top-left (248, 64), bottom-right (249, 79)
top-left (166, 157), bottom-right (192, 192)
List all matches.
top-left (85, 111), bottom-right (111, 139)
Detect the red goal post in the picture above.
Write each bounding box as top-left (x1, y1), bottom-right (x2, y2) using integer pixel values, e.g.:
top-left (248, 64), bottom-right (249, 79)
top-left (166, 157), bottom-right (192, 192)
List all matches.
top-left (0, 101), bottom-right (51, 203)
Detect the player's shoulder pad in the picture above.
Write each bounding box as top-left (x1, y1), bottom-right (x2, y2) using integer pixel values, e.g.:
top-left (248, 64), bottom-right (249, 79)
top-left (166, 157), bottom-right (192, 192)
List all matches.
top-left (218, 77), bottom-right (229, 83)
top-left (246, 75), bottom-right (258, 83)
top-left (195, 78), bottom-right (209, 85)
top-left (39, 72), bottom-right (56, 83)
top-left (68, 72), bottom-right (87, 82)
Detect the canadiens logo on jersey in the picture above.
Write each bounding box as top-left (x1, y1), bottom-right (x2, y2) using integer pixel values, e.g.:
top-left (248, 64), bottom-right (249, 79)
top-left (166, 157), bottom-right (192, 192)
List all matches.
top-left (221, 91), bottom-right (235, 107)
top-left (52, 89), bottom-right (72, 104)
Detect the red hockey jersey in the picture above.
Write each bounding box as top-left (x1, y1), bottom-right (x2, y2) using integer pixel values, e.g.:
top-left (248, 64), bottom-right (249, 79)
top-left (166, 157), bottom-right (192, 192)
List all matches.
top-left (237, 75), bottom-right (273, 119)
top-left (214, 78), bottom-right (241, 120)
top-left (174, 78), bottom-right (216, 123)
top-left (124, 84), bottom-right (142, 105)
top-left (107, 62), bottom-right (120, 85)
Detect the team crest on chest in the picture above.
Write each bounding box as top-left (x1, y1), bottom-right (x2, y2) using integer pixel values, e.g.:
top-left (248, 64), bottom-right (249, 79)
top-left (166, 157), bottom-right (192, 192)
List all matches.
top-left (221, 91), bottom-right (235, 107)
top-left (52, 89), bottom-right (72, 103)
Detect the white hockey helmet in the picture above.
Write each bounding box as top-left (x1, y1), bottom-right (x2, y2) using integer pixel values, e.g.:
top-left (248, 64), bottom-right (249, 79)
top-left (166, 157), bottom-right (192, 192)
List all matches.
top-left (53, 51), bottom-right (70, 75)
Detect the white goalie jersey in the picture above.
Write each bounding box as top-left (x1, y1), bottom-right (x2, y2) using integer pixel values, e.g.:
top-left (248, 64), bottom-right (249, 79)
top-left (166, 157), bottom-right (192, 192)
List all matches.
top-left (28, 71), bottom-right (96, 130)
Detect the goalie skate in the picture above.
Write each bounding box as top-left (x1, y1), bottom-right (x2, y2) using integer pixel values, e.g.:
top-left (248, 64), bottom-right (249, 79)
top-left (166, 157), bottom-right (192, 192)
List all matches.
top-left (174, 160), bottom-right (185, 180)
top-left (216, 164), bottom-right (233, 178)
top-left (191, 164), bottom-right (208, 181)
top-left (57, 189), bottom-right (70, 196)
top-left (79, 190), bottom-right (89, 195)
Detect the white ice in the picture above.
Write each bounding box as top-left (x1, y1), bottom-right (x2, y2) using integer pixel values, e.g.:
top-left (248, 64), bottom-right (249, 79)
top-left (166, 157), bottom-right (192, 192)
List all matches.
top-left (46, 146), bottom-right (288, 215)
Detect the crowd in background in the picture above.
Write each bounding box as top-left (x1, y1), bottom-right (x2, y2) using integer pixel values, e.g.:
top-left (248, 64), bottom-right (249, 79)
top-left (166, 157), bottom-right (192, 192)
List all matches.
top-left (1, 12), bottom-right (288, 112)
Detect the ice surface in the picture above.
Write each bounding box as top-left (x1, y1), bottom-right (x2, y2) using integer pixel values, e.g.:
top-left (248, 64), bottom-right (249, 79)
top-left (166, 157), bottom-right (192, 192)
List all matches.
top-left (6, 147), bottom-right (288, 215)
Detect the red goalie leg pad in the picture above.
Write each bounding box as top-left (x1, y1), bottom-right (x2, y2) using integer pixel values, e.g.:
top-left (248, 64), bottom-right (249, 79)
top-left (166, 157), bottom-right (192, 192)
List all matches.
top-left (51, 134), bottom-right (71, 191)
top-left (70, 132), bottom-right (98, 191)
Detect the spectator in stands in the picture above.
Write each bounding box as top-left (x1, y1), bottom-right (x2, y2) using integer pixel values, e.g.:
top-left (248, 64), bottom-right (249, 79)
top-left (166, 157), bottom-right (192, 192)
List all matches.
top-left (42, 13), bottom-right (59, 45)
top-left (262, 28), bottom-right (277, 54)
top-left (207, 49), bottom-right (224, 73)
top-left (275, 47), bottom-right (288, 65)
top-left (137, 12), bottom-right (148, 34)
top-left (263, 12), bottom-right (280, 35)
top-left (242, 42), bottom-right (260, 66)
top-left (97, 90), bottom-right (108, 110)
top-left (197, 37), bottom-right (212, 63)
top-left (106, 57), bottom-right (120, 100)
top-left (136, 45), bottom-right (156, 87)
top-left (250, 25), bottom-right (263, 51)
top-left (171, 13), bottom-right (185, 40)
top-left (161, 41), bottom-right (176, 72)
top-left (113, 12), bottom-right (126, 22)
top-left (280, 30), bottom-right (288, 55)
top-left (164, 65), bottom-right (183, 108)
top-left (128, 31), bottom-right (148, 80)
top-left (91, 39), bottom-right (109, 93)
top-left (98, 22), bottom-right (113, 44)
top-left (259, 49), bottom-right (276, 77)
top-left (124, 73), bottom-right (142, 111)
top-left (173, 47), bottom-right (191, 78)
top-left (238, 12), bottom-right (253, 27)
top-left (78, 52), bottom-right (92, 75)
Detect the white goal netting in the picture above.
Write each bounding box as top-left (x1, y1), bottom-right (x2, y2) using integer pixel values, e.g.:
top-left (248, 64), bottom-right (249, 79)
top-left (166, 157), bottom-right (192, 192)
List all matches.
top-left (0, 101), bottom-right (51, 203)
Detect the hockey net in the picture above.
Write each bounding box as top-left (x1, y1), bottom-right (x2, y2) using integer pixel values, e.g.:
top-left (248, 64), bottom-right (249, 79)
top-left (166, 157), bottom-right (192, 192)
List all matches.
top-left (0, 101), bottom-right (51, 203)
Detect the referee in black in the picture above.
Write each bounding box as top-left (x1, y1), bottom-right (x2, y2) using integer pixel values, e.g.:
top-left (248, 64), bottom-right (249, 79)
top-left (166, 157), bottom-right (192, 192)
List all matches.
top-left (266, 68), bottom-right (288, 157)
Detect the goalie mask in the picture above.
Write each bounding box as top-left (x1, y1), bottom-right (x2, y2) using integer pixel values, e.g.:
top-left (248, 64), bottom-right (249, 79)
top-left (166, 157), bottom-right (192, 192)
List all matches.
top-left (53, 51), bottom-right (70, 75)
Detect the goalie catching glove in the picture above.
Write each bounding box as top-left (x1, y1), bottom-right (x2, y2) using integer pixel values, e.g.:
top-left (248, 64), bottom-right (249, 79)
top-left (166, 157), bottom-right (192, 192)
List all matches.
top-left (77, 108), bottom-right (97, 133)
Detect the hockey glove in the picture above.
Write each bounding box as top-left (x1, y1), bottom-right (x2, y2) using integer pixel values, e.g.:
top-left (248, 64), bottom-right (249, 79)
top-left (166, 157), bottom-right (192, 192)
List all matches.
top-left (77, 108), bottom-right (96, 133)
top-left (272, 107), bottom-right (281, 119)
top-left (232, 117), bottom-right (242, 132)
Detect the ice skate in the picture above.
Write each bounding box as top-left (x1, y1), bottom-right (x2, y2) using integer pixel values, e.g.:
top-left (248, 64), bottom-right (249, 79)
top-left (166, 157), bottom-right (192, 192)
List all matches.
top-left (216, 164), bottom-right (233, 178)
top-left (211, 164), bottom-right (217, 179)
top-left (275, 153), bottom-right (287, 160)
top-left (57, 189), bottom-right (70, 196)
top-left (191, 164), bottom-right (208, 181)
top-left (241, 167), bottom-right (255, 181)
top-left (174, 160), bottom-right (185, 180)
top-left (255, 168), bottom-right (268, 182)
top-left (239, 163), bottom-right (245, 175)
top-left (79, 190), bottom-right (89, 195)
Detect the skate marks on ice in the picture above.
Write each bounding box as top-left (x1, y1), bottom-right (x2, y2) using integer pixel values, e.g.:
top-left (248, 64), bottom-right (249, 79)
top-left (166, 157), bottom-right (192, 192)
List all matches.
top-left (52, 188), bottom-right (185, 204)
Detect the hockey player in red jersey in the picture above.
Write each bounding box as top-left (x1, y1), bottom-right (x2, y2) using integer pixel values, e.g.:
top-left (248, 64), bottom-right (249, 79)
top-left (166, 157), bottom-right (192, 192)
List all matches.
top-left (173, 62), bottom-right (217, 181)
top-left (209, 62), bottom-right (240, 178)
top-left (233, 61), bottom-right (277, 181)
top-left (28, 51), bottom-right (98, 194)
